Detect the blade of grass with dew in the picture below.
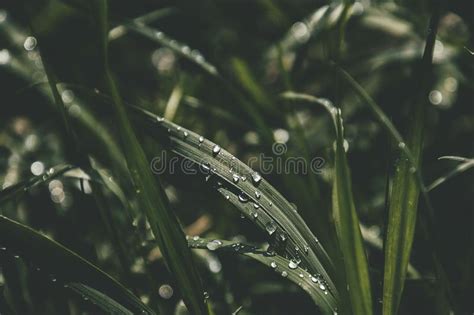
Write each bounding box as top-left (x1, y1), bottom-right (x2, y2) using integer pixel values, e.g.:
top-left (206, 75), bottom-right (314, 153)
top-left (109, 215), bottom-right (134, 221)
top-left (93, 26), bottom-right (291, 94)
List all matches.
top-left (332, 109), bottom-right (373, 315)
top-left (93, 1), bottom-right (208, 314)
top-left (67, 283), bottom-right (133, 315)
top-left (54, 85), bottom-right (339, 306)
top-left (0, 164), bottom-right (75, 203)
top-left (129, 106), bottom-right (339, 300)
top-left (187, 237), bottom-right (337, 314)
top-left (383, 7), bottom-right (441, 315)
top-left (0, 215), bottom-right (155, 314)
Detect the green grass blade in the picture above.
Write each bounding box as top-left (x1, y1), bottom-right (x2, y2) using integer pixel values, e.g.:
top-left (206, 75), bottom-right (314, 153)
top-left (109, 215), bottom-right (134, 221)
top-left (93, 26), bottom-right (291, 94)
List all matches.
top-left (428, 158), bottom-right (474, 191)
top-left (0, 215), bottom-right (154, 314)
top-left (0, 164), bottom-right (75, 203)
top-left (332, 109), bottom-right (373, 315)
top-left (383, 7), bottom-right (441, 315)
top-left (187, 237), bottom-right (337, 314)
top-left (67, 283), bottom-right (133, 315)
top-left (93, 1), bottom-right (208, 314)
top-left (132, 105), bottom-right (338, 295)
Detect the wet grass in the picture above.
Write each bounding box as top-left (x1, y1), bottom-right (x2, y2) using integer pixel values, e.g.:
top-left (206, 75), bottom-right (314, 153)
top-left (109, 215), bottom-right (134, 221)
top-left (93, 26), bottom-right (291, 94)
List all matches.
top-left (0, 0), bottom-right (473, 314)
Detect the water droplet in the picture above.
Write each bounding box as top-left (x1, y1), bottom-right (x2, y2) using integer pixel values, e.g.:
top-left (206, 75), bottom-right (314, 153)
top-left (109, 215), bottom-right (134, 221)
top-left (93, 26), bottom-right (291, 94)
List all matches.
top-left (409, 166), bottom-right (417, 173)
top-left (23, 36), bottom-right (37, 51)
top-left (299, 273), bottom-right (304, 278)
top-left (288, 260), bottom-right (299, 269)
top-left (319, 283), bottom-right (326, 290)
top-left (311, 276), bottom-right (318, 283)
top-left (193, 236), bottom-right (200, 241)
top-left (199, 136), bottom-right (204, 143)
top-left (265, 221), bottom-right (277, 235)
top-left (156, 116), bottom-right (164, 123)
top-left (270, 261), bottom-right (277, 269)
top-left (177, 127), bottom-right (181, 131)
top-left (252, 211), bottom-right (258, 218)
top-left (212, 145), bottom-right (221, 155)
top-left (47, 167), bottom-right (54, 175)
top-left (238, 193), bottom-right (248, 203)
top-left (253, 203), bottom-right (260, 209)
top-left (183, 131), bottom-right (189, 138)
top-left (206, 240), bottom-right (222, 251)
top-left (281, 271), bottom-right (288, 278)
top-left (201, 162), bottom-right (211, 173)
top-left (251, 172), bottom-right (262, 185)
top-left (255, 191), bottom-right (261, 199)
top-left (241, 176), bottom-right (247, 182)
top-left (303, 245), bottom-right (309, 254)
top-left (398, 142), bottom-right (406, 149)
top-left (225, 195), bottom-right (230, 200)
top-left (232, 174), bottom-right (240, 183)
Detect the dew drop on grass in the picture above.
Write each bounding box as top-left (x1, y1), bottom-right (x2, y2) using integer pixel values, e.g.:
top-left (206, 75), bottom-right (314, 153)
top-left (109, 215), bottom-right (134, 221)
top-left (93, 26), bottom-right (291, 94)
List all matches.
top-left (265, 221), bottom-right (277, 235)
top-left (183, 131), bottom-right (188, 138)
top-left (232, 174), bottom-right (240, 183)
top-left (299, 273), bottom-right (304, 278)
top-left (238, 193), bottom-right (248, 203)
top-left (398, 142), bottom-right (406, 149)
top-left (281, 271), bottom-right (288, 278)
top-left (199, 136), bottom-right (204, 143)
top-left (212, 145), bottom-right (221, 155)
top-left (252, 211), bottom-right (258, 218)
top-left (270, 261), bottom-right (277, 269)
top-left (206, 240), bottom-right (222, 251)
top-left (319, 284), bottom-right (326, 290)
top-left (156, 116), bottom-right (164, 123)
top-left (225, 195), bottom-right (230, 200)
top-left (253, 203), bottom-right (260, 209)
top-left (251, 172), bottom-right (262, 185)
top-left (255, 191), bottom-right (261, 199)
top-left (288, 260), bottom-right (298, 269)
top-left (201, 162), bottom-right (211, 173)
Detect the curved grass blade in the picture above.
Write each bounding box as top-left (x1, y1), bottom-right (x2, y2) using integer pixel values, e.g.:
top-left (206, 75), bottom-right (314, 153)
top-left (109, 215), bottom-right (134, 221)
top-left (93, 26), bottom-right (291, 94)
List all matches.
top-left (0, 164), bottom-right (75, 204)
top-left (130, 106), bottom-right (339, 301)
top-left (428, 157), bottom-right (474, 191)
top-left (187, 237), bottom-right (337, 314)
top-left (67, 283), bottom-right (133, 315)
top-left (383, 7), bottom-right (441, 315)
top-left (93, 2), bottom-right (208, 314)
top-left (0, 215), bottom-right (154, 314)
top-left (123, 23), bottom-right (219, 77)
top-left (332, 109), bottom-right (373, 315)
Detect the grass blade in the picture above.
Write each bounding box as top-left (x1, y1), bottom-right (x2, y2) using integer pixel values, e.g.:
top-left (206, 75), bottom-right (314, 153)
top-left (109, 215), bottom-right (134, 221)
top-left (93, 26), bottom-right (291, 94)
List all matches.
top-left (0, 215), bottom-right (154, 314)
top-left (332, 109), bottom-right (373, 315)
top-left (187, 237), bottom-right (337, 314)
top-left (93, 1), bottom-right (208, 314)
top-left (428, 157), bottom-right (474, 191)
top-left (67, 283), bottom-right (133, 315)
top-left (383, 7), bottom-right (441, 315)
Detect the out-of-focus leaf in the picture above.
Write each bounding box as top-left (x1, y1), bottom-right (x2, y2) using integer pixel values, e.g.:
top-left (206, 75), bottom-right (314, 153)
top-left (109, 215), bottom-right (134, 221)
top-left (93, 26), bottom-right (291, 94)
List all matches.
top-left (0, 215), bottom-right (154, 314)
